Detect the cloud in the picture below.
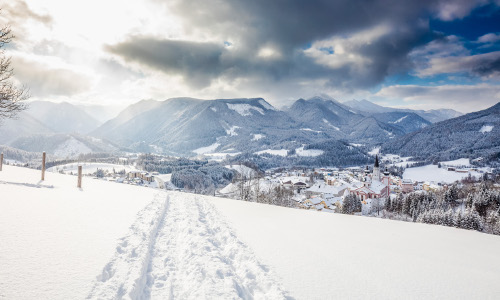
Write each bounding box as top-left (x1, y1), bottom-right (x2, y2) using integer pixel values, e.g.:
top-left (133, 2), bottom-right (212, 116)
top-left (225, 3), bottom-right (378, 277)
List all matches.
top-left (376, 83), bottom-right (500, 112)
top-left (0, 0), bottom-right (52, 44)
top-left (411, 36), bottom-right (500, 78)
top-left (11, 54), bottom-right (93, 97)
top-left (478, 33), bottom-right (500, 44)
top-left (107, 21), bottom-right (432, 91)
top-left (432, 0), bottom-right (489, 21)
top-left (106, 37), bottom-right (227, 88)
top-left (117, 0), bottom-right (493, 92)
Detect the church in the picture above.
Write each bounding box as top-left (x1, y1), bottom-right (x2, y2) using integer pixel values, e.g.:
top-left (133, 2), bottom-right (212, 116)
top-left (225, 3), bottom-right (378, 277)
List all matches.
top-left (350, 155), bottom-right (390, 200)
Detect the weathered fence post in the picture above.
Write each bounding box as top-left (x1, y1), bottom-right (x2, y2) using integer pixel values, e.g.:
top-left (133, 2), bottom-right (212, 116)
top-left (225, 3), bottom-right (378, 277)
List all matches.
top-left (41, 152), bottom-right (46, 180)
top-left (0, 153), bottom-right (3, 171)
top-left (77, 165), bottom-right (82, 188)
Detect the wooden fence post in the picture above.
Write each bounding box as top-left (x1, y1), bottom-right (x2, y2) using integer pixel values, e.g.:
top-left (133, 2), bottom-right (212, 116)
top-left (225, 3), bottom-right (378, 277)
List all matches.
top-left (0, 153), bottom-right (3, 171)
top-left (41, 152), bottom-right (46, 180)
top-left (77, 165), bottom-right (82, 188)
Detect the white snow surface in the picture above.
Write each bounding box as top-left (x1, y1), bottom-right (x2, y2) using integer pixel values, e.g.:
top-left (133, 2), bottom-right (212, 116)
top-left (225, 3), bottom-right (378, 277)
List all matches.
top-left (212, 198), bottom-right (500, 300)
top-left (53, 137), bottom-right (92, 158)
top-left (300, 128), bottom-right (322, 133)
top-left (0, 165), bottom-right (156, 300)
top-left (295, 146), bottom-right (324, 157)
top-left (47, 162), bottom-right (139, 175)
top-left (226, 103), bottom-right (264, 116)
top-left (252, 133), bottom-right (265, 141)
top-left (255, 149), bottom-right (288, 157)
top-left (368, 147), bottom-right (381, 156)
top-left (3, 165), bottom-right (500, 299)
top-left (390, 115), bottom-right (408, 124)
top-left (225, 164), bottom-right (257, 176)
top-left (440, 158), bottom-right (472, 167)
top-left (480, 125), bottom-right (494, 133)
top-left (226, 125), bottom-right (240, 136)
top-left (193, 142), bottom-right (220, 154)
top-left (403, 164), bottom-right (482, 183)
top-left (88, 194), bottom-right (287, 299)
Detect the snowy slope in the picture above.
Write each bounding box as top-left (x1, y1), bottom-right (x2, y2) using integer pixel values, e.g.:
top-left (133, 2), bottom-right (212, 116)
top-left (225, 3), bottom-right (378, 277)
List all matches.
top-left (2, 166), bottom-right (500, 299)
top-left (0, 165), bottom-right (157, 300)
top-left (212, 198), bottom-right (500, 300)
top-left (47, 162), bottom-right (139, 175)
top-left (403, 164), bottom-right (482, 183)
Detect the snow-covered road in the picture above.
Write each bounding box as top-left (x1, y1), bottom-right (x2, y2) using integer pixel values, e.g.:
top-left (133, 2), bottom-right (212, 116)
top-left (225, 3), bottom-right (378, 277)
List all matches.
top-left (88, 192), bottom-right (288, 299)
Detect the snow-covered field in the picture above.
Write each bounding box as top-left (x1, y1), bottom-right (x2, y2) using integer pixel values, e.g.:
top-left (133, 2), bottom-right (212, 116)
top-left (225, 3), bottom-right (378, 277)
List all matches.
top-left (0, 165), bottom-right (156, 299)
top-left (225, 164), bottom-right (256, 176)
top-left (403, 164), bottom-right (482, 183)
top-left (439, 158), bottom-right (471, 167)
top-left (295, 146), bottom-right (324, 157)
top-left (255, 149), bottom-right (288, 157)
top-left (2, 166), bottom-right (500, 299)
top-left (47, 162), bottom-right (139, 175)
top-left (193, 142), bottom-right (220, 154)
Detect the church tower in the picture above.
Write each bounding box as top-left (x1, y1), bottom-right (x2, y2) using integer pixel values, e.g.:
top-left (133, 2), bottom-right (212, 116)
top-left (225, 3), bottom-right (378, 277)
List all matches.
top-left (372, 155), bottom-right (381, 182)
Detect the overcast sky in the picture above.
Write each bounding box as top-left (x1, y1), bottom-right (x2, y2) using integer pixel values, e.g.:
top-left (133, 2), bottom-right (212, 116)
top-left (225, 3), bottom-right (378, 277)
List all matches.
top-left (3, 0), bottom-right (500, 112)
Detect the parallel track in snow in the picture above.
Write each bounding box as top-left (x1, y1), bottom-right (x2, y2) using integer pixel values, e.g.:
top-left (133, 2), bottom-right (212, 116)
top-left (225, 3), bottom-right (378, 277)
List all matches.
top-left (87, 192), bottom-right (288, 300)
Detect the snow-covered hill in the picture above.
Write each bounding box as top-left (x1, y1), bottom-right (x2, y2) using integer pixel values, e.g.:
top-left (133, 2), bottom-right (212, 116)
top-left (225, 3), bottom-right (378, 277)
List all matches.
top-left (383, 101), bottom-right (500, 161)
top-left (2, 165), bottom-right (500, 299)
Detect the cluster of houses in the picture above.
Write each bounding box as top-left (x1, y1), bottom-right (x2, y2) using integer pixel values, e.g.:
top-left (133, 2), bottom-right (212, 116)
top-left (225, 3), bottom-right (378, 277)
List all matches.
top-left (93, 170), bottom-right (159, 187)
top-left (272, 155), bottom-right (436, 214)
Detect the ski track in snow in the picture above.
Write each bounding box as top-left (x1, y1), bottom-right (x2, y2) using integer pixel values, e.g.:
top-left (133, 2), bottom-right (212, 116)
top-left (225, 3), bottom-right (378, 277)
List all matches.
top-left (88, 192), bottom-right (288, 300)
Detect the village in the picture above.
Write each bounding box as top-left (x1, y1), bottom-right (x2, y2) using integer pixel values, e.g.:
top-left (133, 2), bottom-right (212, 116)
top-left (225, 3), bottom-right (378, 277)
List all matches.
top-left (30, 153), bottom-right (495, 216)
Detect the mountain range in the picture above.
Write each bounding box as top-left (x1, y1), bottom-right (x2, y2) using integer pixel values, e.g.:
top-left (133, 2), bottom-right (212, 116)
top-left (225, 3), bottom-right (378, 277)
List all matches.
top-left (2, 96), bottom-right (496, 165)
top-left (92, 96), bottom-right (439, 155)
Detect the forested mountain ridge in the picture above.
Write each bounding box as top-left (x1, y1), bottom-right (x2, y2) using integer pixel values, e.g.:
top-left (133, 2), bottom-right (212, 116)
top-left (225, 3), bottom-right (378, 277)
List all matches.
top-left (383, 102), bottom-right (500, 161)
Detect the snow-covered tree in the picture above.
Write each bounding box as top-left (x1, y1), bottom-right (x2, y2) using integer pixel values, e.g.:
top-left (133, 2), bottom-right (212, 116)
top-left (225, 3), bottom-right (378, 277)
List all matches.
top-left (341, 194), bottom-right (361, 215)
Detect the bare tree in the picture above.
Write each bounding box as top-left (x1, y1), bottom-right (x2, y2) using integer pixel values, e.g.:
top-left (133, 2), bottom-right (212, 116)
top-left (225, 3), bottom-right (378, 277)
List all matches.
top-left (0, 23), bottom-right (29, 121)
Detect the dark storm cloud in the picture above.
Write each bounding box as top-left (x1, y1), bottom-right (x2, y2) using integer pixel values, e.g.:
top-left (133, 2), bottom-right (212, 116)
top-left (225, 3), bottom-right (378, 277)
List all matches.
top-left (107, 38), bottom-right (226, 88)
top-left (471, 53), bottom-right (500, 77)
top-left (109, 0), bottom-right (496, 89)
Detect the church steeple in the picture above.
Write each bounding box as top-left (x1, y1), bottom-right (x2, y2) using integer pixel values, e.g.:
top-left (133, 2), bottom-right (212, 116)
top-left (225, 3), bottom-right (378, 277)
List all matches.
top-left (372, 155), bottom-right (381, 182)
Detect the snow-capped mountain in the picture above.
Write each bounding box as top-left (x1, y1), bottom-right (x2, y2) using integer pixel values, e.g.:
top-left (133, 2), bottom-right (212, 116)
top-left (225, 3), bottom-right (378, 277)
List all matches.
top-left (343, 99), bottom-right (463, 123)
top-left (383, 102), bottom-right (500, 161)
top-left (93, 97), bottom-right (299, 154)
top-left (92, 96), bottom-right (436, 156)
top-left (285, 97), bottom-right (409, 143)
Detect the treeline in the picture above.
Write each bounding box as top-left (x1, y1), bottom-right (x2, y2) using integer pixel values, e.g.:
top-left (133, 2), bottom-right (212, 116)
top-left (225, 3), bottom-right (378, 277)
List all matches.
top-left (227, 139), bottom-right (371, 170)
top-left (383, 182), bottom-right (500, 235)
top-left (171, 165), bottom-right (235, 194)
top-left (137, 154), bottom-right (207, 174)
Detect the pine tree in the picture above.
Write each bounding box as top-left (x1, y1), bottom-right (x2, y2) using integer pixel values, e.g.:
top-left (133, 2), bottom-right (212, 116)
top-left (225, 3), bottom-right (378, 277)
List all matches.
top-left (384, 196), bottom-right (391, 212)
